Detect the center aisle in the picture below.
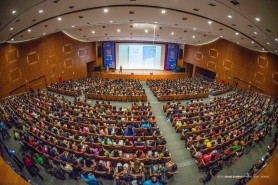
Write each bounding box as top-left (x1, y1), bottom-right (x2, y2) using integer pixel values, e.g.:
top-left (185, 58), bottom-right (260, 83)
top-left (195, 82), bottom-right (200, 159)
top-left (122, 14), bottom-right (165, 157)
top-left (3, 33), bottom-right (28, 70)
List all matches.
top-left (142, 82), bottom-right (203, 185)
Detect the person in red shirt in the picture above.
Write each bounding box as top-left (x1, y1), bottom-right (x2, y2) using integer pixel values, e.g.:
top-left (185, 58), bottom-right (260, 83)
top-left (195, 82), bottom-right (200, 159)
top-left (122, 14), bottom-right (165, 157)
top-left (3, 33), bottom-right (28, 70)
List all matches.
top-left (22, 153), bottom-right (44, 181)
top-left (173, 115), bottom-right (182, 122)
top-left (28, 139), bottom-right (37, 147)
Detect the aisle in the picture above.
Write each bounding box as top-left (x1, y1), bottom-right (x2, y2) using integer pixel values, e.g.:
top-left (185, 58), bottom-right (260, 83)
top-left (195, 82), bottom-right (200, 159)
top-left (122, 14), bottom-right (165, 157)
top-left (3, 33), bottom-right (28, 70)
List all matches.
top-left (142, 82), bottom-right (203, 185)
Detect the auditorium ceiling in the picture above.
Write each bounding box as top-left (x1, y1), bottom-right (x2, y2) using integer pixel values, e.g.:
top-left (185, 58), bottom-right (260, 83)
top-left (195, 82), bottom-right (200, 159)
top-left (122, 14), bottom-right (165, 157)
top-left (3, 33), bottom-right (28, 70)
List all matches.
top-left (0, 0), bottom-right (277, 54)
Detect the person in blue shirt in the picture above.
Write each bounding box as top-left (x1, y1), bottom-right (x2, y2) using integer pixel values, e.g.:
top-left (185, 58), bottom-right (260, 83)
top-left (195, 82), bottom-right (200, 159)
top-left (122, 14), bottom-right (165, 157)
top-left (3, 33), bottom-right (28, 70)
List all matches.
top-left (0, 121), bottom-right (11, 140)
top-left (143, 175), bottom-right (161, 185)
top-left (81, 172), bottom-right (98, 185)
top-left (141, 121), bottom-right (151, 128)
top-left (124, 125), bottom-right (134, 136)
top-left (2, 143), bottom-right (24, 171)
top-left (134, 138), bottom-right (146, 146)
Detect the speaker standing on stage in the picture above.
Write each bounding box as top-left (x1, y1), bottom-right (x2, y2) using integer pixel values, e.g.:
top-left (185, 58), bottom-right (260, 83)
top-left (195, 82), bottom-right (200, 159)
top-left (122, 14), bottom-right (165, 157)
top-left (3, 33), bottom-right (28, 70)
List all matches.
top-left (120, 65), bottom-right (123, 74)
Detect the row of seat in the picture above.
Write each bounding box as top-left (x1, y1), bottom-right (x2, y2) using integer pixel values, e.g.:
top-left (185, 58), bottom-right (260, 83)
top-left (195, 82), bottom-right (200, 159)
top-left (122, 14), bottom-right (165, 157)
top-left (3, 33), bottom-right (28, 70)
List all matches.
top-left (212, 87), bottom-right (233, 96)
top-left (47, 87), bottom-right (80, 97)
top-left (84, 93), bottom-right (148, 102)
top-left (157, 93), bottom-right (209, 101)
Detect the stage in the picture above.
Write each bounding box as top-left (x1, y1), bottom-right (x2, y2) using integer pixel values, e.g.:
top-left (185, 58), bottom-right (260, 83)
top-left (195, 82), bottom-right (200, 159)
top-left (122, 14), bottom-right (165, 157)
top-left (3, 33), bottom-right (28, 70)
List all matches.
top-left (91, 70), bottom-right (189, 80)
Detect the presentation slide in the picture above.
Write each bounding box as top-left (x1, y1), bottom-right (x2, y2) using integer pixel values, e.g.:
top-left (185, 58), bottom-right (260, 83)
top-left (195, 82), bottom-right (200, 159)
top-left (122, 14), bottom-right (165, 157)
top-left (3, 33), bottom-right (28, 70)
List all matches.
top-left (116, 43), bottom-right (165, 70)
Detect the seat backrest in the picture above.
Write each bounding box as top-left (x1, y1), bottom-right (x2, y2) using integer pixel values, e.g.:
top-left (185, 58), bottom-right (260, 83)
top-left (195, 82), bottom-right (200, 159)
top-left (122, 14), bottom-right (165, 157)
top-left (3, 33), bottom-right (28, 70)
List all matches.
top-left (124, 145), bottom-right (135, 153)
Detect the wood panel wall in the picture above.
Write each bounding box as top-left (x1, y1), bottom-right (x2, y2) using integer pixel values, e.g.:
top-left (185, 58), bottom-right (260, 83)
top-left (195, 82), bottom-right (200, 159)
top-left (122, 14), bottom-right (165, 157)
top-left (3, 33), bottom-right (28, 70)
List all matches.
top-left (247, 149), bottom-right (278, 185)
top-left (183, 39), bottom-right (278, 97)
top-left (0, 157), bottom-right (29, 185)
top-left (0, 32), bottom-right (96, 98)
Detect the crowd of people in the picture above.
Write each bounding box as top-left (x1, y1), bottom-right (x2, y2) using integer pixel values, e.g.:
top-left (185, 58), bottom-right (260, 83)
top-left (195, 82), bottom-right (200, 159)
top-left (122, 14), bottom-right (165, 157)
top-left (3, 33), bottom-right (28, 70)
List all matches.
top-left (0, 91), bottom-right (177, 184)
top-left (47, 79), bottom-right (83, 96)
top-left (162, 90), bottom-right (277, 184)
top-left (1, 77), bottom-right (277, 185)
top-left (48, 77), bottom-right (146, 100)
top-left (147, 77), bottom-right (232, 100)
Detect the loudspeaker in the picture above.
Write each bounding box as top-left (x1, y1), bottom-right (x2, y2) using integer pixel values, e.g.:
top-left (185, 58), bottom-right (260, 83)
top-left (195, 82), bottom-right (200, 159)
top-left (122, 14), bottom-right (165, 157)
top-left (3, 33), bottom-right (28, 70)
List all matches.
top-left (97, 46), bottom-right (102, 58)
top-left (131, 73), bottom-right (134, 75)
top-left (179, 48), bottom-right (184, 59)
top-left (150, 73), bottom-right (153, 75)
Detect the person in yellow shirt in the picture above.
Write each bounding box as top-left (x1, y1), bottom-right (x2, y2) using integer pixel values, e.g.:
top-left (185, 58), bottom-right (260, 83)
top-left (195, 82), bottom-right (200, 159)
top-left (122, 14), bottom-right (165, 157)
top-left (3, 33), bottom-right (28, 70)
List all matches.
top-left (175, 120), bottom-right (182, 128)
top-left (206, 141), bottom-right (212, 148)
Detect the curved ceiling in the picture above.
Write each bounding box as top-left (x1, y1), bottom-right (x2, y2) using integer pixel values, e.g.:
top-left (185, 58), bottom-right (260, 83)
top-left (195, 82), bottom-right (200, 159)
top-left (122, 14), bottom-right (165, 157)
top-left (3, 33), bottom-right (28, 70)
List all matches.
top-left (0, 0), bottom-right (277, 54)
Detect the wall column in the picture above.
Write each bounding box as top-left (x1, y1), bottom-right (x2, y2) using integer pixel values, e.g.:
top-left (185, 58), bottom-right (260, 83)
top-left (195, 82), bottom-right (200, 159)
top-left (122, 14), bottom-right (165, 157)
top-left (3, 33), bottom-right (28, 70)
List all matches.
top-left (192, 65), bottom-right (196, 77)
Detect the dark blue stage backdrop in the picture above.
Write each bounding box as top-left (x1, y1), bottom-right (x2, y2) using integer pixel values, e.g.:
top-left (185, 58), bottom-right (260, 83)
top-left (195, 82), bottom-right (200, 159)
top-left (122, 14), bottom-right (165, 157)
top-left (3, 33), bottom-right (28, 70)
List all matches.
top-left (165, 43), bottom-right (178, 70)
top-left (103, 41), bottom-right (115, 68)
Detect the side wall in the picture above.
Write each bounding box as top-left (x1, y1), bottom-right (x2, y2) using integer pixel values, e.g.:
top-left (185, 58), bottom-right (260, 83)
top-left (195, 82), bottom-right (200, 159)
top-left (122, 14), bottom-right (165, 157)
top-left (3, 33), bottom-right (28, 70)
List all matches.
top-left (0, 157), bottom-right (29, 185)
top-left (184, 39), bottom-right (278, 97)
top-left (0, 32), bottom-right (96, 98)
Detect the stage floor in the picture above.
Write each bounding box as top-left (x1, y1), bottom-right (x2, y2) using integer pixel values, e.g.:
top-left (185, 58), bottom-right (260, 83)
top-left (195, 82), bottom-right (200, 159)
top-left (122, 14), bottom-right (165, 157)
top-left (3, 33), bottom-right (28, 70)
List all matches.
top-left (92, 70), bottom-right (189, 80)
top-left (106, 69), bottom-right (176, 75)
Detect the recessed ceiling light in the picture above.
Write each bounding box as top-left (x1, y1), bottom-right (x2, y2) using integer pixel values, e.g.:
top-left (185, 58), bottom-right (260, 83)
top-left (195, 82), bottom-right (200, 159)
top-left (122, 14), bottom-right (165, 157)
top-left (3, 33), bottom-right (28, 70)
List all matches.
top-left (145, 29), bottom-right (148, 33)
top-left (227, 15), bottom-right (232, 18)
top-left (255, 17), bottom-right (260, 21)
top-left (171, 32), bottom-right (174, 35)
top-left (57, 17), bottom-right (62, 21)
top-left (117, 29), bottom-right (121, 32)
top-left (192, 35), bottom-right (195, 39)
top-left (235, 32), bottom-right (239, 35)
top-left (220, 36), bottom-right (223, 38)
top-left (254, 31), bottom-right (257, 34)
top-left (104, 8), bottom-right (108, 13)
top-left (10, 27), bottom-right (13, 31)
top-left (43, 33), bottom-right (46, 35)
top-left (71, 25), bottom-right (75, 28)
top-left (92, 30), bottom-right (95, 34)
top-left (193, 28), bottom-right (197, 30)
top-left (38, 10), bottom-right (44, 13)
top-left (208, 21), bottom-right (212, 24)
top-left (251, 41), bottom-right (254, 44)
top-left (161, 9), bottom-right (166, 14)
top-left (27, 29), bottom-right (31, 32)
top-left (11, 38), bottom-right (14, 41)
top-left (275, 38), bottom-right (278, 41)
top-left (110, 20), bottom-right (113, 23)
top-left (262, 48), bottom-right (265, 51)
top-left (267, 42), bottom-right (270, 45)
top-left (12, 10), bottom-right (16, 14)
top-left (154, 21), bottom-right (158, 24)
